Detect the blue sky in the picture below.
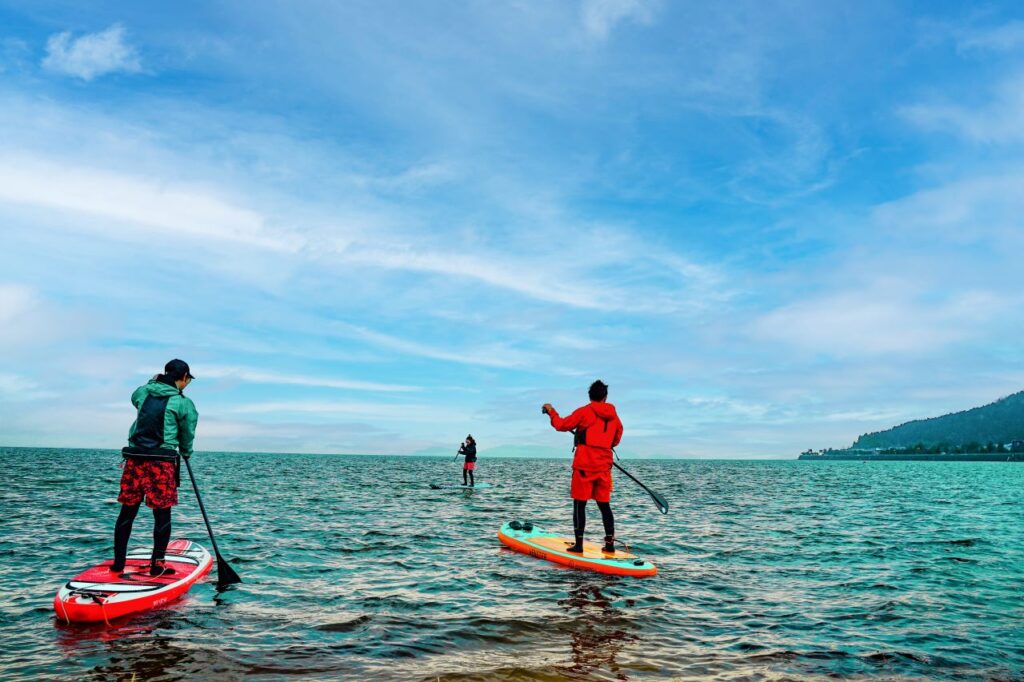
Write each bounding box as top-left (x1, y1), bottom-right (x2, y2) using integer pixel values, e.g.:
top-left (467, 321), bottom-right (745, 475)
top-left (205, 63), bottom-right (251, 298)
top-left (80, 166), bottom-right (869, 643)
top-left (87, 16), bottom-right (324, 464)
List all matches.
top-left (2, 1), bottom-right (1024, 457)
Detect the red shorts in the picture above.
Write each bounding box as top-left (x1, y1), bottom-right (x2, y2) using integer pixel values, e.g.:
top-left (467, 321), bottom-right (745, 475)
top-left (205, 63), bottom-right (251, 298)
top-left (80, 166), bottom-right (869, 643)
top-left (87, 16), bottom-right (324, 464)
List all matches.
top-left (118, 459), bottom-right (178, 509)
top-left (571, 468), bottom-right (612, 502)
top-left (463, 462), bottom-right (476, 471)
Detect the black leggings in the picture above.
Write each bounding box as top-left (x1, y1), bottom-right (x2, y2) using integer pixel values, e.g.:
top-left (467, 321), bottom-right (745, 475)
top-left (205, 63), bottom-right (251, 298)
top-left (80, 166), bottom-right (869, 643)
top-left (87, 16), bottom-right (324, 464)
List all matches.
top-left (572, 500), bottom-right (614, 540)
top-left (113, 504), bottom-right (172, 569)
top-left (463, 467), bottom-right (474, 485)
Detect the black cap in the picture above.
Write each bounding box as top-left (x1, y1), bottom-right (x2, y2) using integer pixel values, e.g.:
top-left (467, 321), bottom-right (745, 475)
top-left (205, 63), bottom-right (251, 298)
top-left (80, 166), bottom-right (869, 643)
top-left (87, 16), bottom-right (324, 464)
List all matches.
top-left (164, 359), bottom-right (195, 381)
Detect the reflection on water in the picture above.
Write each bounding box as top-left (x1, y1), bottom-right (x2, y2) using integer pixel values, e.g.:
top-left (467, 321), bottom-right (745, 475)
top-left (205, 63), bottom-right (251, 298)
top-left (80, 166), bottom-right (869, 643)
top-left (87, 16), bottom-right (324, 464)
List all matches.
top-left (2, 448), bottom-right (1023, 680)
top-left (558, 579), bottom-right (638, 680)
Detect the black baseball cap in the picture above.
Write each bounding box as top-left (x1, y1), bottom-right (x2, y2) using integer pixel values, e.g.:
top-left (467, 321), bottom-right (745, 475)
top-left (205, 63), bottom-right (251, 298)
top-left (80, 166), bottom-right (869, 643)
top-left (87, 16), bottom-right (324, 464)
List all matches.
top-left (164, 359), bottom-right (195, 381)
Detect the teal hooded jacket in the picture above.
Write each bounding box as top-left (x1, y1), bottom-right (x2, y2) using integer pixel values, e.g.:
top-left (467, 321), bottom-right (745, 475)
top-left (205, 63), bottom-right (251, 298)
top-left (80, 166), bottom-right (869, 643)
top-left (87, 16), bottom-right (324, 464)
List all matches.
top-left (127, 380), bottom-right (199, 458)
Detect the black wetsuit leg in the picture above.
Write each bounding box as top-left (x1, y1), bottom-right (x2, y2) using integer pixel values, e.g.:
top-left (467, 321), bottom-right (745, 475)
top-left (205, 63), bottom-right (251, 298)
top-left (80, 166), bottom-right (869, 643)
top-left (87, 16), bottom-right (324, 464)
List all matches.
top-left (596, 501), bottom-right (615, 537)
top-left (570, 500), bottom-right (587, 551)
top-left (463, 467), bottom-right (468, 485)
top-left (112, 503), bottom-right (141, 571)
top-left (468, 469), bottom-right (475, 486)
top-left (152, 507), bottom-right (172, 562)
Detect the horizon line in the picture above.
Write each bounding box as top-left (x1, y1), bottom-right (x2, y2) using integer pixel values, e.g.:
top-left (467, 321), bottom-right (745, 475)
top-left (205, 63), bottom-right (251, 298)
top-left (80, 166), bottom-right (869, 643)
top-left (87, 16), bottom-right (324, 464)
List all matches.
top-left (0, 444), bottom-right (795, 460)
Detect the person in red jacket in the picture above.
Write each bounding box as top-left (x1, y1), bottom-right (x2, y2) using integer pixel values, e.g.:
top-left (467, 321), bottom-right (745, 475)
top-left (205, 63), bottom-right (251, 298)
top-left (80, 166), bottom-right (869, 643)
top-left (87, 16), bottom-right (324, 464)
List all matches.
top-left (542, 380), bottom-right (623, 554)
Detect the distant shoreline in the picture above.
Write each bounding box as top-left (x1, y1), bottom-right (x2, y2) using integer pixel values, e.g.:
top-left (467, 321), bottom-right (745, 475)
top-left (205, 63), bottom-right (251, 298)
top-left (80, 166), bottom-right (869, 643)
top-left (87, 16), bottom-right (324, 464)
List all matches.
top-left (798, 452), bottom-right (1024, 462)
top-left (0, 446), bottom-right (773, 461)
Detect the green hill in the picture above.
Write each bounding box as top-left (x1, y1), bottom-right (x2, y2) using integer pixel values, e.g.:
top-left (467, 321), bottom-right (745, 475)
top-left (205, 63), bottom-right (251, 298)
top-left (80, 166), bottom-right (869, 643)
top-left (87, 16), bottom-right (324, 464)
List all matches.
top-left (851, 391), bottom-right (1024, 450)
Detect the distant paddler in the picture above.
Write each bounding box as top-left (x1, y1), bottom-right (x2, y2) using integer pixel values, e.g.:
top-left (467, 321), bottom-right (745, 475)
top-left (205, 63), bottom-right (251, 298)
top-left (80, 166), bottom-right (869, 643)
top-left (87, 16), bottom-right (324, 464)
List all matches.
top-left (455, 434), bottom-right (478, 486)
top-left (542, 380), bottom-right (623, 554)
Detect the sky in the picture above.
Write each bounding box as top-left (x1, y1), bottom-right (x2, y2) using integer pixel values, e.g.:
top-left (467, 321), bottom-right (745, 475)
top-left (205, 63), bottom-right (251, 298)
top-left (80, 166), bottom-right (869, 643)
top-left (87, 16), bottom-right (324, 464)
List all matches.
top-left (2, 1), bottom-right (1024, 458)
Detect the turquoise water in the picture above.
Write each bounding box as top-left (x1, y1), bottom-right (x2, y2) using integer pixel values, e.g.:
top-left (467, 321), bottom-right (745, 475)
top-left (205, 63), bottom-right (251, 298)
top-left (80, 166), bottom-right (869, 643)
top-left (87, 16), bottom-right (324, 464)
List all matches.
top-left (1, 448), bottom-right (1022, 680)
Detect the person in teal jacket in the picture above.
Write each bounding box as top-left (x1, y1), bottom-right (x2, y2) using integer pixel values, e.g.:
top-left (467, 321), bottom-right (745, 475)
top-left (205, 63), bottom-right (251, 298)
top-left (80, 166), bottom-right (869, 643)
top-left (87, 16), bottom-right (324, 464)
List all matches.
top-left (111, 359), bottom-right (198, 577)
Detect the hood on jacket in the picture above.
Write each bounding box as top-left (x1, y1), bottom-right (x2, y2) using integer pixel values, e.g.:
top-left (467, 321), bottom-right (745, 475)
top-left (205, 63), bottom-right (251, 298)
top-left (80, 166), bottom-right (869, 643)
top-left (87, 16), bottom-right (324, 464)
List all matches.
top-left (141, 378), bottom-right (182, 398)
top-left (590, 401), bottom-right (618, 422)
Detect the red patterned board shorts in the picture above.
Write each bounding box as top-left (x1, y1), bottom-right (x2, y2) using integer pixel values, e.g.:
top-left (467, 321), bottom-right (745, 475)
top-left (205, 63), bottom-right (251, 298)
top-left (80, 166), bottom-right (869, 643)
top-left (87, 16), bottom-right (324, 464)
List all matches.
top-left (463, 462), bottom-right (476, 471)
top-left (118, 459), bottom-right (178, 509)
top-left (571, 468), bottom-right (613, 502)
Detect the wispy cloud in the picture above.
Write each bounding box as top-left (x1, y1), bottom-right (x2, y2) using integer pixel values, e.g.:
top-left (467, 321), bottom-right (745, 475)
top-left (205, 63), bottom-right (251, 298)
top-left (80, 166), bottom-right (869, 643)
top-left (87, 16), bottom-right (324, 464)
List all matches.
top-left (873, 173), bottom-right (1024, 246)
top-left (0, 372), bottom-right (54, 400)
top-left (580, 0), bottom-right (657, 40)
top-left (954, 20), bottom-right (1024, 53)
top-left (901, 72), bottom-right (1024, 143)
top-left (0, 154), bottom-right (298, 252)
top-left (42, 24), bottom-right (141, 81)
top-left (200, 365), bottom-right (419, 392)
top-left (0, 283), bottom-right (34, 324)
top-left (329, 322), bottom-right (541, 370)
top-left (752, 284), bottom-right (1006, 357)
top-left (228, 400), bottom-right (452, 424)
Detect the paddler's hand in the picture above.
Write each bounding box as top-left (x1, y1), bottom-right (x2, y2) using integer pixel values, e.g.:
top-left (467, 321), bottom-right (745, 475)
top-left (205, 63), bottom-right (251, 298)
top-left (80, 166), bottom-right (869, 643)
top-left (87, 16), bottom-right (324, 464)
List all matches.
top-left (542, 403), bottom-right (553, 415)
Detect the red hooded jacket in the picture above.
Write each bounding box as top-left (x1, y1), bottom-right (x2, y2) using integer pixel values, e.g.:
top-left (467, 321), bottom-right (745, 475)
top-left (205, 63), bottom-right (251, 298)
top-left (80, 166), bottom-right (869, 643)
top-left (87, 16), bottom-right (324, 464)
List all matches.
top-left (546, 401), bottom-right (623, 471)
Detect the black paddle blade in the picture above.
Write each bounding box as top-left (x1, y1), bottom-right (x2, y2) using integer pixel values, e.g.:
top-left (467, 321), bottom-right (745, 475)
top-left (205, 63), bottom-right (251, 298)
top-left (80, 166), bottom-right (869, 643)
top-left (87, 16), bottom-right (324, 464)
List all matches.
top-left (215, 552), bottom-right (242, 588)
top-left (651, 491), bottom-right (669, 515)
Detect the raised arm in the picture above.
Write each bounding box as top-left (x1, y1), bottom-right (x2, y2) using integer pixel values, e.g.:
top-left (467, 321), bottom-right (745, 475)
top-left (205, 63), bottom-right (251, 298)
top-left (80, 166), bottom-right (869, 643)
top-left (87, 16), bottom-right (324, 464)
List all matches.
top-left (544, 405), bottom-right (588, 433)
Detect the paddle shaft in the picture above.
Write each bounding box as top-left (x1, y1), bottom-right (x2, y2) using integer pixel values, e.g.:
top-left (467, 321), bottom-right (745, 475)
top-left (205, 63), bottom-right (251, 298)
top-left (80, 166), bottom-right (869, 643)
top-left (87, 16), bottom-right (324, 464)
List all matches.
top-left (183, 456), bottom-right (242, 586)
top-left (612, 460), bottom-right (669, 514)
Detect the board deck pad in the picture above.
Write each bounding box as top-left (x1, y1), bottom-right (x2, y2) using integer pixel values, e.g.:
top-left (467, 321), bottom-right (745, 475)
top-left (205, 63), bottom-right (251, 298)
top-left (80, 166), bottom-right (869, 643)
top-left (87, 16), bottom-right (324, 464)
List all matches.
top-left (54, 538), bottom-right (213, 623)
top-left (498, 521), bottom-right (657, 577)
top-left (429, 482), bottom-right (494, 489)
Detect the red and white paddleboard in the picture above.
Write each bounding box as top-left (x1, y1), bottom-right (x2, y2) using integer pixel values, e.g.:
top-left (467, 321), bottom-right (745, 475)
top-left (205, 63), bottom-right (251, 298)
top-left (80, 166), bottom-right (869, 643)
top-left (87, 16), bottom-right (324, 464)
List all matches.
top-left (54, 538), bottom-right (213, 624)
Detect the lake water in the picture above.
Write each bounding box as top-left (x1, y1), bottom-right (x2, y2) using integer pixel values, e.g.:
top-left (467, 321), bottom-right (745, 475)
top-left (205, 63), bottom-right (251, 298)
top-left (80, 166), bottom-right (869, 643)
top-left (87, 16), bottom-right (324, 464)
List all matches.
top-left (1, 448), bottom-right (1022, 680)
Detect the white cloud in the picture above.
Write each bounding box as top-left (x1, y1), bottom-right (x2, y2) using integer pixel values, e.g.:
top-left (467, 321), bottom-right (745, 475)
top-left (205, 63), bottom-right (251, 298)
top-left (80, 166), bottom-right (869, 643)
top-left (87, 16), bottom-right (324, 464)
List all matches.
top-left (0, 144), bottom-right (723, 314)
top-left (955, 20), bottom-right (1024, 53)
top-left (817, 408), bottom-right (909, 423)
top-left (752, 285), bottom-right (1004, 357)
top-left (331, 322), bottom-right (541, 370)
top-left (900, 72), bottom-right (1024, 143)
top-left (580, 0), bottom-right (656, 40)
top-left (0, 283), bottom-right (34, 324)
top-left (199, 365), bottom-right (419, 392)
top-left (0, 282), bottom-right (87, 353)
top-left (0, 154), bottom-right (300, 252)
top-left (0, 372), bottom-right (53, 400)
top-left (336, 244), bottom-right (608, 311)
top-left (42, 24), bottom-right (142, 81)
top-left (228, 400), bottom-right (452, 423)
top-left (872, 173), bottom-right (1024, 246)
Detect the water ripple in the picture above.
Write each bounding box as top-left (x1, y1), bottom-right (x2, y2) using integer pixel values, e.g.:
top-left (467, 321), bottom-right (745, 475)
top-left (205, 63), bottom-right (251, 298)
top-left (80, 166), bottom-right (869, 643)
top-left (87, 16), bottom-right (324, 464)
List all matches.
top-left (1, 449), bottom-right (1022, 680)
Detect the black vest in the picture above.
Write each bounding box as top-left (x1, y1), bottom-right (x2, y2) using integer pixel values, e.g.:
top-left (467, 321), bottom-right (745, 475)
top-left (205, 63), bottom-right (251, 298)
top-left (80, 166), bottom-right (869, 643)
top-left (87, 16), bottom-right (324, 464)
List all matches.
top-left (122, 394), bottom-right (179, 461)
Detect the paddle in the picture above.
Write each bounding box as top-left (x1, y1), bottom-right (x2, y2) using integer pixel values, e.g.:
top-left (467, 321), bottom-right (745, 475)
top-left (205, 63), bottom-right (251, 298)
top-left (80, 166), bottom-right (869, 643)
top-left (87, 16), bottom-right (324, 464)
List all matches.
top-left (183, 456), bottom-right (242, 588)
top-left (612, 454), bottom-right (669, 514)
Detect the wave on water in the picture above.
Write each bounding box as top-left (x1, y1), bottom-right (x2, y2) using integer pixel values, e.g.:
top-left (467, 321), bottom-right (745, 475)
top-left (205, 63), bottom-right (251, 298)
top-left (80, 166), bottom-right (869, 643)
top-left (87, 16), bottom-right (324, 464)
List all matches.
top-left (1, 449), bottom-right (1022, 680)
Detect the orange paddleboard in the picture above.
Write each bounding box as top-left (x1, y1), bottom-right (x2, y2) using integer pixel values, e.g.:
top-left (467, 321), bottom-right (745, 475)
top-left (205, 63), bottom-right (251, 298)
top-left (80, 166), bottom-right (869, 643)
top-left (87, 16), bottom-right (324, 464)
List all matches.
top-left (498, 521), bottom-right (657, 577)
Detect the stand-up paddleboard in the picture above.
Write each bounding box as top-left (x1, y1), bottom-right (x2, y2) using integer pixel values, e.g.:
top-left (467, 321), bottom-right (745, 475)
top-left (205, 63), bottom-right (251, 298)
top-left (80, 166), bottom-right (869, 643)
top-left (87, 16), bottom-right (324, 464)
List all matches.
top-left (429, 482), bottom-right (494, 489)
top-left (54, 538), bottom-right (213, 624)
top-left (498, 520), bottom-right (657, 577)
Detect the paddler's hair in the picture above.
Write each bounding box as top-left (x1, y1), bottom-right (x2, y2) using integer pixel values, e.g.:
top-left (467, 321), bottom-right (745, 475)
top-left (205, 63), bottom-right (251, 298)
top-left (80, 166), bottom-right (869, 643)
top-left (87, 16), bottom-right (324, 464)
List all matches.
top-left (589, 380), bottom-right (608, 402)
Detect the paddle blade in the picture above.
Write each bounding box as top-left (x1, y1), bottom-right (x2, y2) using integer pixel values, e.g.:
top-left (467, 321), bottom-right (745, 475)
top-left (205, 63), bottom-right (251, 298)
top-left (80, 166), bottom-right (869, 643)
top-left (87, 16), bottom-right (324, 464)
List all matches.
top-left (215, 552), bottom-right (242, 588)
top-left (651, 490), bottom-right (669, 515)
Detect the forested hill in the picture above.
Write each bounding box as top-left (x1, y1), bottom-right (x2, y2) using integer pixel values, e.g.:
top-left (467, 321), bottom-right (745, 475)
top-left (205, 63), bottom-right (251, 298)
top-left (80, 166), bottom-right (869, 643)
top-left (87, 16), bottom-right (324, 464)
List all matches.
top-left (851, 391), bottom-right (1024, 449)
